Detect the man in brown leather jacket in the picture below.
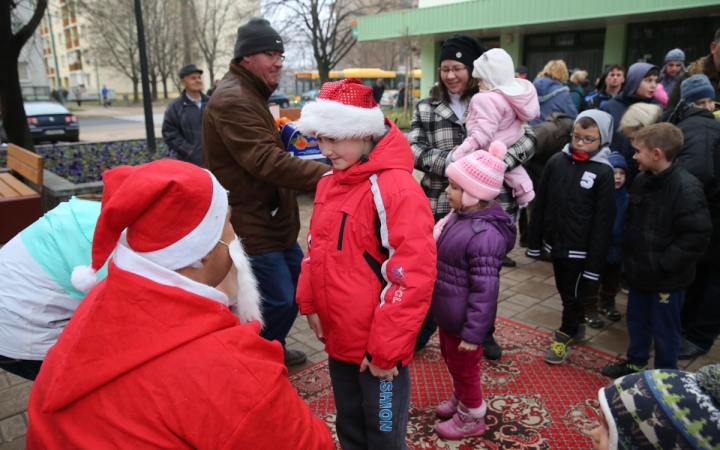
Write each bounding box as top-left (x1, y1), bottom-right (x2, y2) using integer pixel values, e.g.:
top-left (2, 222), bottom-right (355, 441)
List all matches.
top-left (203, 17), bottom-right (328, 367)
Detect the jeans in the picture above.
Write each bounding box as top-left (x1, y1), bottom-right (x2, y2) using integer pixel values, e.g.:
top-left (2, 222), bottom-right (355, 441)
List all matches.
top-left (0, 355), bottom-right (43, 381)
top-left (439, 329), bottom-right (484, 408)
top-left (328, 357), bottom-right (410, 450)
top-left (248, 242), bottom-right (303, 347)
top-left (626, 288), bottom-right (685, 370)
top-left (681, 263), bottom-right (720, 352)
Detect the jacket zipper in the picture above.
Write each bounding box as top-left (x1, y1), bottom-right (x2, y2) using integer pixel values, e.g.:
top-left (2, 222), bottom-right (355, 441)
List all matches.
top-left (337, 212), bottom-right (348, 250)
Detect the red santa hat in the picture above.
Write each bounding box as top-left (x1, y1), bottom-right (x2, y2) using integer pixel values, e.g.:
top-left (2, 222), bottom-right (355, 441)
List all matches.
top-left (296, 78), bottom-right (386, 140)
top-left (71, 160), bottom-right (229, 292)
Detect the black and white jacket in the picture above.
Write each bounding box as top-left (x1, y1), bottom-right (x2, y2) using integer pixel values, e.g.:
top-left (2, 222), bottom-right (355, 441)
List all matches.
top-left (527, 147), bottom-right (616, 280)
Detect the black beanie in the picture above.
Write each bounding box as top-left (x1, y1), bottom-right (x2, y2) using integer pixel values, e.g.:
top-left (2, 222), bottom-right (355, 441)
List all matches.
top-left (439, 34), bottom-right (488, 69)
top-left (234, 17), bottom-right (284, 60)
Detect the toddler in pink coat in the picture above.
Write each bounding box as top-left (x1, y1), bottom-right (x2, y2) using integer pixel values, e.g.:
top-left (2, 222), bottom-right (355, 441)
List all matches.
top-left (452, 48), bottom-right (540, 206)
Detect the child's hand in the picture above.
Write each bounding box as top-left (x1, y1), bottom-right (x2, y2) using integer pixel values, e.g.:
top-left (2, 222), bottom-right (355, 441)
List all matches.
top-left (306, 313), bottom-right (325, 343)
top-left (360, 357), bottom-right (399, 382)
top-left (458, 340), bottom-right (478, 352)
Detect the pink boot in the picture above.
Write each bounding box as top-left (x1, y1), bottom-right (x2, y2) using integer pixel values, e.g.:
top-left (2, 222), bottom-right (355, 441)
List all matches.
top-left (435, 393), bottom-right (459, 419)
top-left (435, 401), bottom-right (487, 440)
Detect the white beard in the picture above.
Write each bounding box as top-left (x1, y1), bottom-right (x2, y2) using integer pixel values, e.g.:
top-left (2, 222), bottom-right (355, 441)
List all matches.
top-left (217, 237), bottom-right (264, 327)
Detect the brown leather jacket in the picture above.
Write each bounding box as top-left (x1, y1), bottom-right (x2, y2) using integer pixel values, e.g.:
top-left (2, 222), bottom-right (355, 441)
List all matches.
top-left (202, 63), bottom-right (327, 254)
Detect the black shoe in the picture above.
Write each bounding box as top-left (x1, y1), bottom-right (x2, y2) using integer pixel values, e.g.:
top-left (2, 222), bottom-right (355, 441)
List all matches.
top-left (598, 307), bottom-right (622, 322)
top-left (601, 361), bottom-right (645, 379)
top-left (519, 239), bottom-right (528, 248)
top-left (539, 251), bottom-right (552, 263)
top-left (585, 316), bottom-right (605, 329)
top-left (502, 257), bottom-right (517, 268)
top-left (483, 340), bottom-right (502, 360)
top-left (678, 340), bottom-right (708, 360)
top-left (284, 349), bottom-right (307, 366)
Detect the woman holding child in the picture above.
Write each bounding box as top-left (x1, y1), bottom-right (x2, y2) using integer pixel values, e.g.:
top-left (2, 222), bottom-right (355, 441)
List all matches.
top-left (408, 34), bottom-right (537, 358)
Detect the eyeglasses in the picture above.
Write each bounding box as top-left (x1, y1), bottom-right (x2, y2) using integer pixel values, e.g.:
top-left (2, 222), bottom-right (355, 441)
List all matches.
top-left (218, 239), bottom-right (230, 248)
top-left (264, 51), bottom-right (285, 62)
top-left (438, 66), bottom-right (467, 75)
top-left (571, 134), bottom-right (601, 145)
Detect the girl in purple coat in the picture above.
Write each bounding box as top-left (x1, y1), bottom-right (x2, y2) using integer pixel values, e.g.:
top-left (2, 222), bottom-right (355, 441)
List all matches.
top-left (431, 141), bottom-right (517, 440)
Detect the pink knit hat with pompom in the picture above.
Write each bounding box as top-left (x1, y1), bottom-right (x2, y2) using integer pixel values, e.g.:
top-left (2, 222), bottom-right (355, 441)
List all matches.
top-left (446, 141), bottom-right (507, 207)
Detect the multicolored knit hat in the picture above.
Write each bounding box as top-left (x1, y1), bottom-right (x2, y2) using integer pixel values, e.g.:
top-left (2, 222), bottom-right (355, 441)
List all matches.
top-left (598, 364), bottom-right (720, 449)
top-left (446, 140), bottom-right (507, 207)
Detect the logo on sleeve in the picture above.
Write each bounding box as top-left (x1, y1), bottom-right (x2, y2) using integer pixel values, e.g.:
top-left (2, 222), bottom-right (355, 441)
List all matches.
top-left (580, 171), bottom-right (597, 189)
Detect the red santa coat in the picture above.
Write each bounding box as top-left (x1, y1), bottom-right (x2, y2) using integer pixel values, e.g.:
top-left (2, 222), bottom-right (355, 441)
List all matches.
top-left (26, 244), bottom-right (333, 449)
top-left (296, 121), bottom-right (437, 370)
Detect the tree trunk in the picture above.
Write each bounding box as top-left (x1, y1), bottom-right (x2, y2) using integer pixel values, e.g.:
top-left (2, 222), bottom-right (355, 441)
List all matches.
top-left (318, 61), bottom-right (331, 84)
top-left (133, 78), bottom-right (139, 103)
top-left (0, 55), bottom-right (35, 151)
top-left (150, 72), bottom-right (158, 101)
top-left (162, 78), bottom-right (169, 99)
top-left (180, 0), bottom-right (193, 64)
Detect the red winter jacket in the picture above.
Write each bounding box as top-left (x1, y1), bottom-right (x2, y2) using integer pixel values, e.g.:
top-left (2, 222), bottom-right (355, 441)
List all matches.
top-left (296, 120), bottom-right (437, 370)
top-left (26, 246), bottom-right (333, 449)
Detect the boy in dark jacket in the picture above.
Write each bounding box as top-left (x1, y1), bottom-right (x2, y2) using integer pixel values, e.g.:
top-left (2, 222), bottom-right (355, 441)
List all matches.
top-left (602, 123), bottom-right (712, 378)
top-left (527, 110), bottom-right (616, 364)
top-left (584, 152), bottom-right (629, 328)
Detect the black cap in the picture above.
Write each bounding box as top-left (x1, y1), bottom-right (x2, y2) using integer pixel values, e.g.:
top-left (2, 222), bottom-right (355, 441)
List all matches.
top-left (179, 64), bottom-right (203, 79)
top-left (515, 65), bottom-right (528, 74)
top-left (234, 17), bottom-right (284, 60)
top-left (438, 34), bottom-right (487, 69)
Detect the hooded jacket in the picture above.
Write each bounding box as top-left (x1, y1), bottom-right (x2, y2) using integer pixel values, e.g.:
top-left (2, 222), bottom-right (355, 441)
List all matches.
top-left (600, 62), bottom-right (660, 183)
top-left (431, 204), bottom-right (516, 344)
top-left (530, 77), bottom-right (578, 126)
top-left (669, 101), bottom-right (720, 264)
top-left (623, 164), bottom-right (711, 291)
top-left (26, 245), bottom-right (334, 449)
top-left (455, 79), bottom-right (539, 154)
top-left (296, 120), bottom-right (437, 370)
top-left (527, 110), bottom-right (616, 280)
top-left (202, 63), bottom-right (328, 254)
top-left (667, 54), bottom-right (720, 110)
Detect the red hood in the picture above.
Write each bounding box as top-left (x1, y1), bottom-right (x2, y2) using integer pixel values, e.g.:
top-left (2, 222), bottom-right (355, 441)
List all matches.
top-left (332, 119), bottom-right (414, 185)
top-left (39, 262), bottom-right (242, 412)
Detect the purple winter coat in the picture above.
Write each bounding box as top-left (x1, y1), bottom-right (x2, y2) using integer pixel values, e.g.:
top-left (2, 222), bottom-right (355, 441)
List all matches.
top-left (431, 204), bottom-right (517, 344)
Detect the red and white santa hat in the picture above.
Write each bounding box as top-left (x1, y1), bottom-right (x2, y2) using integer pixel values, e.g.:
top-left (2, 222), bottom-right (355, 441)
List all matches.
top-left (296, 78), bottom-right (386, 140)
top-left (71, 160), bottom-right (229, 292)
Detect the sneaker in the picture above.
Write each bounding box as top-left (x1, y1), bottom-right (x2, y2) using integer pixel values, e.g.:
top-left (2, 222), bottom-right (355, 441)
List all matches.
top-left (482, 339), bottom-right (502, 360)
top-left (435, 393), bottom-right (459, 419)
top-left (678, 340), bottom-right (708, 360)
top-left (435, 403), bottom-right (487, 440)
top-left (544, 331), bottom-right (573, 364)
top-left (598, 307), bottom-right (622, 322)
top-left (585, 315), bottom-right (605, 329)
top-left (284, 349), bottom-right (307, 366)
top-left (502, 257), bottom-right (517, 268)
top-left (601, 361), bottom-right (646, 378)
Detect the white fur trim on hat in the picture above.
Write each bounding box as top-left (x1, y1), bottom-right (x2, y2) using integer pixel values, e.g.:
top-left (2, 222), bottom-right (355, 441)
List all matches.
top-left (71, 265), bottom-right (99, 292)
top-left (136, 172), bottom-right (228, 271)
top-left (598, 387), bottom-right (619, 450)
top-left (296, 99), bottom-right (386, 140)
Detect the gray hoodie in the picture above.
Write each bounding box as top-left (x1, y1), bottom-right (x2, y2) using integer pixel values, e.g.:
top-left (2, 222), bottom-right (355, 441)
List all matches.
top-left (561, 109), bottom-right (614, 167)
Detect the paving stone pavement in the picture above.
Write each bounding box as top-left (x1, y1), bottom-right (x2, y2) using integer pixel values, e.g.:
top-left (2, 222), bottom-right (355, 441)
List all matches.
top-left (2, 190), bottom-right (719, 448)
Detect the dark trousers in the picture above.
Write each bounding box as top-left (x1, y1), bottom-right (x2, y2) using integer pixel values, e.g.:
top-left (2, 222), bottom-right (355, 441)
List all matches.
top-left (585, 263), bottom-right (622, 316)
top-left (681, 263), bottom-right (720, 352)
top-left (0, 355), bottom-right (42, 381)
top-left (517, 201), bottom-right (533, 245)
top-left (328, 357), bottom-right (410, 450)
top-left (553, 258), bottom-right (590, 337)
top-left (248, 242), bottom-right (303, 347)
top-left (627, 288), bottom-right (685, 370)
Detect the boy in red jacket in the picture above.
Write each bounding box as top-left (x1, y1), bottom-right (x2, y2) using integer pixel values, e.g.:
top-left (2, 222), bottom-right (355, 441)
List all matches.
top-left (296, 78), bottom-right (437, 450)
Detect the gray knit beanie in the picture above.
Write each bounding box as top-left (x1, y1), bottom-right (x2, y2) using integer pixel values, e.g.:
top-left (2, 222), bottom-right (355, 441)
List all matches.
top-left (234, 17), bottom-right (284, 60)
top-left (664, 48), bottom-right (685, 64)
top-left (681, 74), bottom-right (716, 103)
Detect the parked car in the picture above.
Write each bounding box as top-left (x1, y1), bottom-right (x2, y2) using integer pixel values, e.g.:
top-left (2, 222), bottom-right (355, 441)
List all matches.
top-left (380, 90), bottom-right (399, 108)
top-left (297, 90), bottom-right (319, 107)
top-left (268, 90), bottom-right (290, 108)
top-left (0, 102), bottom-right (79, 145)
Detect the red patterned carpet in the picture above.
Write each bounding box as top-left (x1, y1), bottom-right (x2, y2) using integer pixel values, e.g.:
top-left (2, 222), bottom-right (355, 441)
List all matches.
top-left (290, 317), bottom-right (620, 449)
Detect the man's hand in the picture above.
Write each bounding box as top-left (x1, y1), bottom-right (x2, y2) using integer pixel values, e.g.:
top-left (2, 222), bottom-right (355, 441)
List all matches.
top-left (360, 357), bottom-right (399, 382)
top-left (458, 340), bottom-right (478, 352)
top-left (306, 313), bottom-right (325, 343)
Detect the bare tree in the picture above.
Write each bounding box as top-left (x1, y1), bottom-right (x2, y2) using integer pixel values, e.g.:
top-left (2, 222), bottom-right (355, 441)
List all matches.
top-left (0, 0), bottom-right (48, 150)
top-left (341, 40), bottom-right (400, 71)
top-left (189, 0), bottom-right (235, 84)
top-left (144, 0), bottom-right (184, 99)
top-left (81, 0), bottom-right (141, 102)
top-left (266, 0), bottom-right (394, 84)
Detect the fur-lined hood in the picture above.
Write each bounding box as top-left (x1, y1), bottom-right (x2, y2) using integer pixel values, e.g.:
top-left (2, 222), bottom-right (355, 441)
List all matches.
top-left (687, 54), bottom-right (715, 77)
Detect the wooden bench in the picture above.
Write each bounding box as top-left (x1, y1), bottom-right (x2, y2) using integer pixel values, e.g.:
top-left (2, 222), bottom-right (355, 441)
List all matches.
top-left (0, 144), bottom-right (43, 243)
